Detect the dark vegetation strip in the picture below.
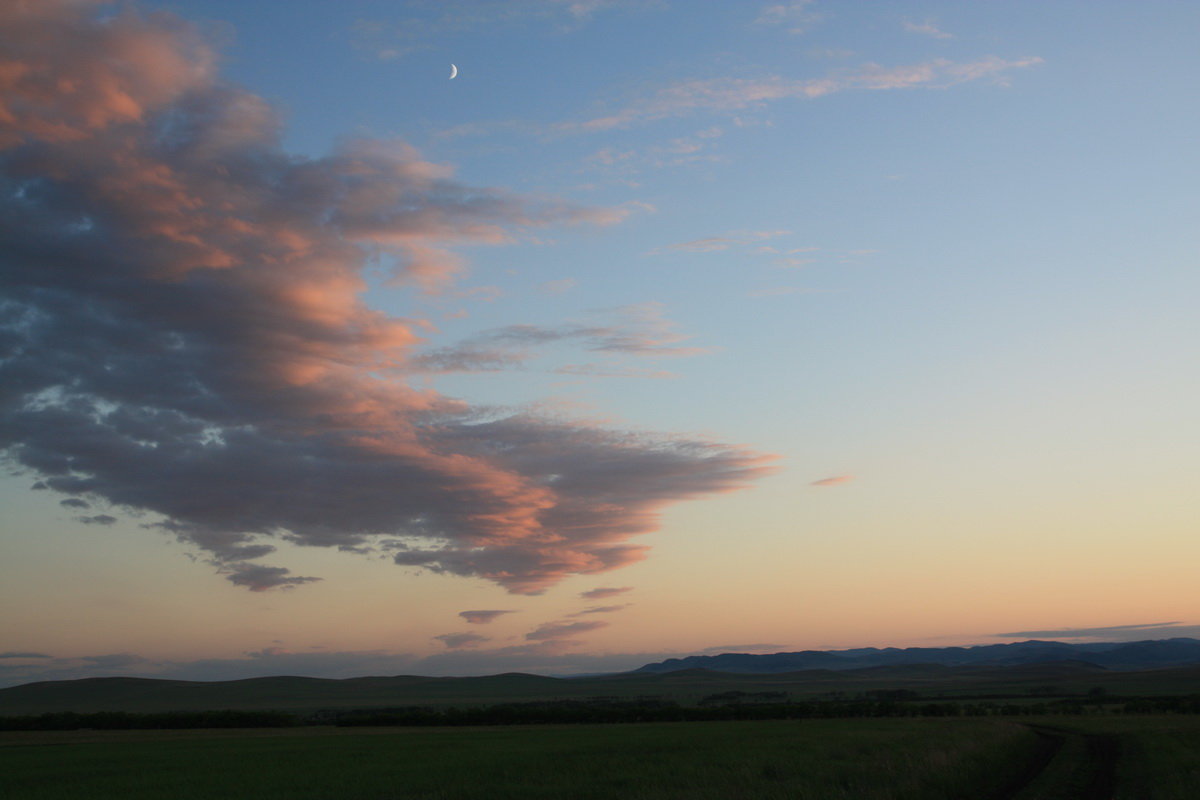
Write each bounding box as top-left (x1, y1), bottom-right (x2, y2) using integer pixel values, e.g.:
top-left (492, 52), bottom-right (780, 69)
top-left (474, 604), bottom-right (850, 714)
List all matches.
top-left (2, 695), bottom-right (1198, 731)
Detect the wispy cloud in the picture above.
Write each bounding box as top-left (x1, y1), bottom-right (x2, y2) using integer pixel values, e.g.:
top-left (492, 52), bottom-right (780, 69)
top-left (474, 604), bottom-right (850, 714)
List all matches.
top-left (570, 604), bottom-right (629, 616)
top-left (698, 643), bottom-right (789, 654)
top-left (753, 2), bottom-right (821, 35)
top-left (0, 652), bottom-right (51, 659)
top-left (811, 475), bottom-right (853, 487)
top-left (353, 0), bottom-right (662, 60)
top-left (995, 622), bottom-right (1200, 641)
top-left (538, 278), bottom-right (577, 295)
top-left (583, 127), bottom-right (726, 175)
top-left (526, 620), bottom-right (610, 641)
top-left (75, 514), bottom-right (118, 526)
top-left (903, 19), bottom-right (954, 40)
top-left (459, 609), bottom-right (517, 624)
top-left (651, 230), bottom-right (793, 257)
top-left (580, 586), bottom-right (633, 600)
top-left (411, 303), bottom-right (711, 375)
top-left (0, 2), bottom-right (776, 595)
top-left (434, 633), bottom-right (491, 649)
top-left (560, 56), bottom-right (1042, 132)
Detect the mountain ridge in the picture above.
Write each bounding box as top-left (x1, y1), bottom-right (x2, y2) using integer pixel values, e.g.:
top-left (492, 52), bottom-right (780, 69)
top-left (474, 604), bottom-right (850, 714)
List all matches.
top-left (634, 637), bottom-right (1200, 674)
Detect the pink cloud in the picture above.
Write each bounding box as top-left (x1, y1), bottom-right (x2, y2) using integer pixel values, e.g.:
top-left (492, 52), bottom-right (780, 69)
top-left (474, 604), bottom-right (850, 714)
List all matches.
top-left (811, 475), bottom-right (854, 487)
top-left (0, 1), bottom-right (776, 595)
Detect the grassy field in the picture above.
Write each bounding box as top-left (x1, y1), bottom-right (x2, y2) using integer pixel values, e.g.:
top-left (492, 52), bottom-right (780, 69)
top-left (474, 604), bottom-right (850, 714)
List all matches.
top-left (1, 718), bottom-right (1039, 800)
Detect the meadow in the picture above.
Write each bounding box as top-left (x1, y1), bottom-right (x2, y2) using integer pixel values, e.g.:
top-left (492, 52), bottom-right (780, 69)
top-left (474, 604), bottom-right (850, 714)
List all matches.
top-left (0, 718), bottom-right (1035, 800)
top-left (2, 715), bottom-right (1197, 799)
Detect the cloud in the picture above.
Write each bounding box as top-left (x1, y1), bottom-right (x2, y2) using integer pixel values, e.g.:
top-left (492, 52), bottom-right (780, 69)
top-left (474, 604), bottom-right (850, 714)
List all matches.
top-left (579, 586), bottom-right (632, 600)
top-left (653, 230), bottom-right (791, 256)
top-left (411, 303), bottom-right (712, 374)
top-left (434, 633), bottom-right (491, 649)
top-left (665, 237), bottom-right (737, 253)
top-left (223, 564), bottom-right (322, 592)
top-left (0, 1), bottom-right (774, 596)
top-left (746, 286), bottom-right (813, 298)
top-left (903, 19), bottom-right (954, 40)
top-left (352, 0), bottom-right (661, 60)
top-left (561, 56), bottom-right (1042, 132)
top-left (995, 622), bottom-right (1200, 641)
top-left (810, 475), bottom-right (853, 487)
top-left (459, 609), bottom-right (517, 625)
top-left (0, 652), bottom-right (51, 659)
top-left (75, 514), bottom-right (118, 525)
top-left (570, 604), bottom-right (628, 615)
top-left (526, 620), bottom-right (610, 641)
top-left (698, 643), bottom-right (788, 654)
top-left (552, 364), bottom-right (676, 379)
top-left (753, 2), bottom-right (821, 35)
top-left (537, 278), bottom-right (577, 295)
top-left (59, 498), bottom-right (90, 508)
top-left (583, 128), bottom-right (726, 175)
top-left (80, 653), bottom-right (146, 668)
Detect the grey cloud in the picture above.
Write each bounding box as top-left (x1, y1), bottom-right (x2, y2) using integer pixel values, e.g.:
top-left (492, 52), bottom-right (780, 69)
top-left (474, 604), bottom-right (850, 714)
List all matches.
top-left (75, 514), bottom-right (118, 525)
top-left (0, 652), bottom-right (51, 659)
top-left (223, 564), bottom-right (322, 592)
top-left (434, 633), bottom-right (491, 649)
top-left (526, 620), bottom-right (609, 641)
top-left (579, 587), bottom-right (632, 600)
top-left (570, 604), bottom-right (628, 616)
top-left (459, 609), bottom-right (517, 624)
top-left (80, 653), bottom-right (146, 668)
top-left (411, 303), bottom-right (708, 374)
top-left (59, 498), bottom-right (90, 508)
top-left (0, 1), bottom-right (774, 595)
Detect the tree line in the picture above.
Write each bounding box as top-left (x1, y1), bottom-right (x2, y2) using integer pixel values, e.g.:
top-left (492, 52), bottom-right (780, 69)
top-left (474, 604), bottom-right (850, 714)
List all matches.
top-left (2, 693), bottom-right (1196, 731)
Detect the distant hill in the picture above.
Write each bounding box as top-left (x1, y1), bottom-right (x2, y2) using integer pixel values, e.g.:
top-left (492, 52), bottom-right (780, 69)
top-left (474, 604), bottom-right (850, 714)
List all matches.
top-left (2, 639), bottom-right (1198, 716)
top-left (633, 638), bottom-right (1200, 674)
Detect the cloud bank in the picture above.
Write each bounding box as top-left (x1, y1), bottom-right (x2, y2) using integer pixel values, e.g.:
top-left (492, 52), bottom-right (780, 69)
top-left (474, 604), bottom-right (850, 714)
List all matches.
top-left (0, 1), bottom-right (776, 594)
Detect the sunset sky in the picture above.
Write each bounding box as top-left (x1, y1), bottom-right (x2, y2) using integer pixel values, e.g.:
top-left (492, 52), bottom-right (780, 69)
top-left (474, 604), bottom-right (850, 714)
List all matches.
top-left (1, 0), bottom-right (1198, 686)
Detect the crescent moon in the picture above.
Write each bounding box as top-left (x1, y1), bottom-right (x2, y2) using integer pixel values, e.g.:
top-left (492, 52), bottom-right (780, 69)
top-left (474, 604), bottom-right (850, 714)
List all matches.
top-left (449, 64), bottom-right (458, 80)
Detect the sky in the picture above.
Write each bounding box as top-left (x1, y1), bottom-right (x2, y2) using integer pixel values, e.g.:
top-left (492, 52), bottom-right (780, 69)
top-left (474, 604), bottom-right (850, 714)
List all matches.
top-left (1, 0), bottom-right (1197, 686)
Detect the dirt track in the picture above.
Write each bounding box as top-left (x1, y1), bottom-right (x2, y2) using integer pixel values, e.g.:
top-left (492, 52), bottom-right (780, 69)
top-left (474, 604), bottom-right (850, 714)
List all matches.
top-left (995, 724), bottom-right (1121, 800)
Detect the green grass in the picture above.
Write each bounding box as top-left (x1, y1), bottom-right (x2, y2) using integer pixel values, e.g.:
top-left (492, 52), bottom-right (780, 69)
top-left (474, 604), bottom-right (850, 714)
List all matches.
top-left (0, 718), bottom-right (1037, 800)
